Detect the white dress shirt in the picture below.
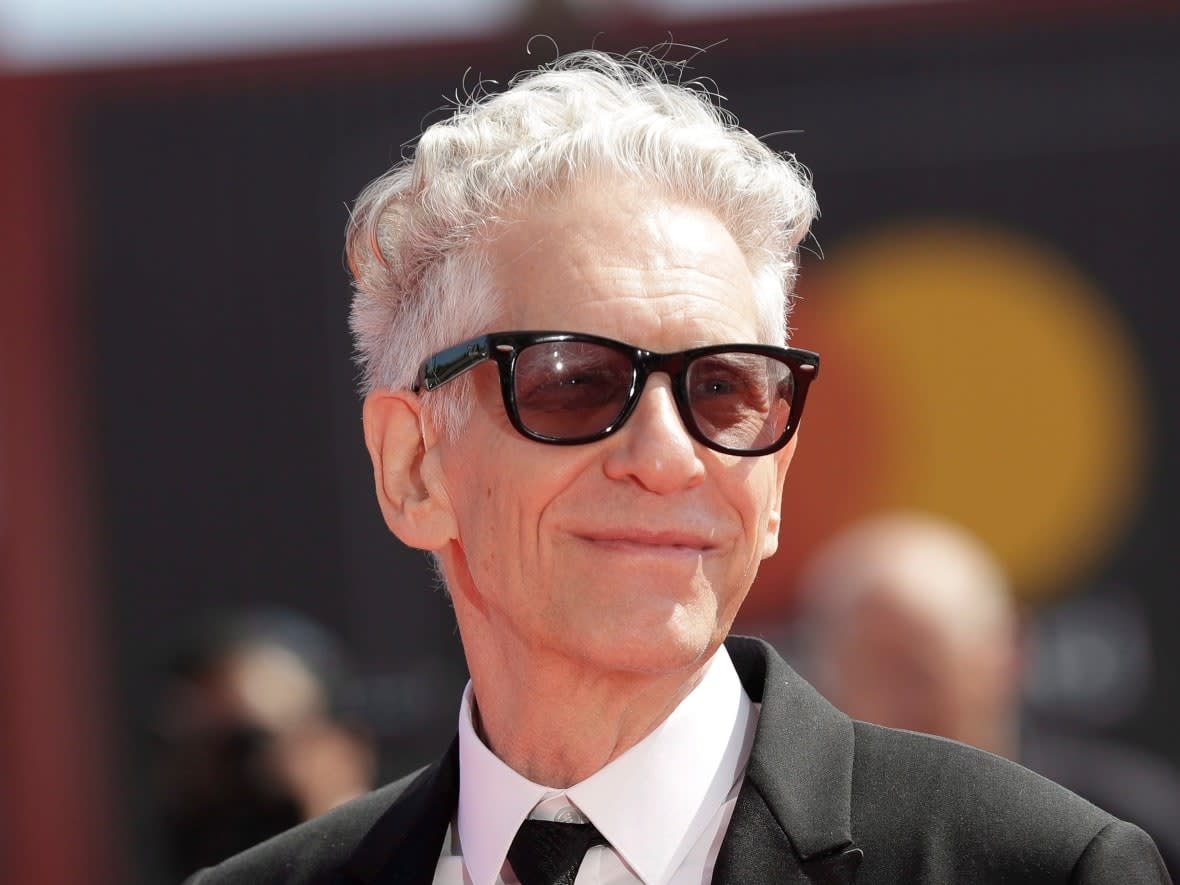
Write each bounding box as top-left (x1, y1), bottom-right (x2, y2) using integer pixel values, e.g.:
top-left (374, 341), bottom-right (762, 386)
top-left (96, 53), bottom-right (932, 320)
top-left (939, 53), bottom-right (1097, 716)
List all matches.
top-left (432, 645), bottom-right (759, 885)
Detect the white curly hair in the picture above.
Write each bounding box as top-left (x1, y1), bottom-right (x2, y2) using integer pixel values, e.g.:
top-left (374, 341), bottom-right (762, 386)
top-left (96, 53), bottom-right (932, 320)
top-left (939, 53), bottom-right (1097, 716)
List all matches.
top-left (345, 48), bottom-right (818, 437)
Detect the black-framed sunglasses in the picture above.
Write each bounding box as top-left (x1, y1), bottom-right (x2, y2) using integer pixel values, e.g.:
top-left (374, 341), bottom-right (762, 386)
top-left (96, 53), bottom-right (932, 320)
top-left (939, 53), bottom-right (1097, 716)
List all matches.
top-left (412, 330), bottom-right (819, 456)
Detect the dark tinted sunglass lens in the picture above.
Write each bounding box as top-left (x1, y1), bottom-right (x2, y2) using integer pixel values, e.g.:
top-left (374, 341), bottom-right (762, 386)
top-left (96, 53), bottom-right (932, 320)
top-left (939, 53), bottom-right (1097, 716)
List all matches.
top-left (512, 341), bottom-right (634, 439)
top-left (686, 352), bottom-right (795, 451)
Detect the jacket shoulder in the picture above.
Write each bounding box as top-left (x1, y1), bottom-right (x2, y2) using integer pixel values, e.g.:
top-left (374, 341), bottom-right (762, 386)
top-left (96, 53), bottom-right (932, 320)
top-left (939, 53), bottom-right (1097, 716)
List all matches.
top-left (850, 721), bottom-right (1121, 880)
top-left (851, 718), bottom-right (1112, 814)
top-left (184, 764), bottom-right (433, 885)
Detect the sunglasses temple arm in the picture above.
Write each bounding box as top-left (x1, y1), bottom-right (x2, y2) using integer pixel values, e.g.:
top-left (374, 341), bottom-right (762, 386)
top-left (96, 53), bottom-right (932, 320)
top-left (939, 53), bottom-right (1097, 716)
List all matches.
top-left (415, 337), bottom-right (493, 391)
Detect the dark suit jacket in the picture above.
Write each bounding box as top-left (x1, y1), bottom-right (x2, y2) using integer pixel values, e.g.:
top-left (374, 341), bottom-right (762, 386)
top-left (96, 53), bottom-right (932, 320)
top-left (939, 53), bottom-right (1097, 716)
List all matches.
top-left (187, 636), bottom-right (1171, 884)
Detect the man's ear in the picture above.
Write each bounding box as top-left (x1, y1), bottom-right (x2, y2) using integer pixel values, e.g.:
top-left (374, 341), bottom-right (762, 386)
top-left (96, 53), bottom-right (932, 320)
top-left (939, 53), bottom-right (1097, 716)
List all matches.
top-left (362, 389), bottom-right (457, 551)
top-left (761, 433), bottom-right (799, 560)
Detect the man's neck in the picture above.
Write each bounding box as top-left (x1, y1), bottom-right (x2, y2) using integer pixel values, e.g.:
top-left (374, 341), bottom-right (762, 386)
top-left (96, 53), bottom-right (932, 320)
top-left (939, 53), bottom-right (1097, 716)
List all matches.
top-left (463, 636), bottom-right (717, 788)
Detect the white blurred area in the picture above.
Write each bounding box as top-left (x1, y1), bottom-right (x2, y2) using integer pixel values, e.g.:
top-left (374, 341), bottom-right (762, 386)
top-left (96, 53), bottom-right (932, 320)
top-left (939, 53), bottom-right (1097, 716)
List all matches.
top-left (0, 0), bottom-right (950, 70)
top-left (0, 0), bottom-right (527, 68)
top-left (633, 0), bottom-right (932, 20)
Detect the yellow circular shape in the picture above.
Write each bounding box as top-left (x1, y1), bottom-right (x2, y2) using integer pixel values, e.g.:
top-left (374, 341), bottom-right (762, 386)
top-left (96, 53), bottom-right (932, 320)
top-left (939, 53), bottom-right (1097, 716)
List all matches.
top-left (812, 220), bottom-right (1150, 604)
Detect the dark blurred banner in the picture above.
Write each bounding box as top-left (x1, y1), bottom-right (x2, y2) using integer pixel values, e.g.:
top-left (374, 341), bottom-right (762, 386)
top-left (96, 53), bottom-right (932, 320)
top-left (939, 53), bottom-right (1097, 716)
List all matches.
top-left (2, 4), bottom-right (1177, 882)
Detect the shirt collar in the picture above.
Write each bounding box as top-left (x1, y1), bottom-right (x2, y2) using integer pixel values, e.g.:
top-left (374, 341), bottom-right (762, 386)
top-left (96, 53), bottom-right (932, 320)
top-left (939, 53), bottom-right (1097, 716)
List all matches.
top-left (456, 645), bottom-right (754, 885)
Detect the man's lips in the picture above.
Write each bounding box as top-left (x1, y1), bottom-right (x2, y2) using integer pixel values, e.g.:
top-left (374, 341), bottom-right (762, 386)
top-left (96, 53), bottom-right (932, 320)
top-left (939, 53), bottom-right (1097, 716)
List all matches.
top-left (572, 528), bottom-right (719, 553)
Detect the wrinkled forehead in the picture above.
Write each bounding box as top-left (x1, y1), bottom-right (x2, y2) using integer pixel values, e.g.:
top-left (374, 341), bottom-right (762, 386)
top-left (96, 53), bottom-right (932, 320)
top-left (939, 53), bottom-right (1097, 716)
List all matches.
top-left (477, 180), bottom-right (782, 345)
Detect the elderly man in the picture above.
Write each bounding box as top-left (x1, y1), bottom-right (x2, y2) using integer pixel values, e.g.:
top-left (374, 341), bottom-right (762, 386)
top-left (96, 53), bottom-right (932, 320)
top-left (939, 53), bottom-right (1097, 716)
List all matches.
top-left (187, 50), bottom-right (1170, 884)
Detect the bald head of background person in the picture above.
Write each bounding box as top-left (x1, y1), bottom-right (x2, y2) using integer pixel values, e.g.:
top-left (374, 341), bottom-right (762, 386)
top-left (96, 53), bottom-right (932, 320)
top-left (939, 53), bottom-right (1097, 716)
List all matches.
top-left (792, 511), bottom-right (1180, 878)
top-left (794, 511), bottom-right (1023, 757)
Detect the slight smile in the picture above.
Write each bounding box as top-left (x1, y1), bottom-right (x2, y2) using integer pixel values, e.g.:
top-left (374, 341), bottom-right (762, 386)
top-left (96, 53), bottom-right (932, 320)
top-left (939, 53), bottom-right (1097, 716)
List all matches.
top-left (573, 529), bottom-right (718, 556)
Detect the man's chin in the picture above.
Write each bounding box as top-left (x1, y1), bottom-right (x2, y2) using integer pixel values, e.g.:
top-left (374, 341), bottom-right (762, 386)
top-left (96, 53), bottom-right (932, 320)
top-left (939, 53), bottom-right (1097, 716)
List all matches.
top-left (571, 618), bottom-right (725, 678)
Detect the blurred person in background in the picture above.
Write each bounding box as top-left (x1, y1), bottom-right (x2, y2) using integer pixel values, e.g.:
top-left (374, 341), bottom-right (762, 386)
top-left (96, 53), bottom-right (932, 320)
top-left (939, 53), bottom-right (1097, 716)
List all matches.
top-left (186, 49), bottom-right (1169, 884)
top-left (792, 511), bottom-right (1180, 878)
top-left (152, 607), bottom-right (377, 880)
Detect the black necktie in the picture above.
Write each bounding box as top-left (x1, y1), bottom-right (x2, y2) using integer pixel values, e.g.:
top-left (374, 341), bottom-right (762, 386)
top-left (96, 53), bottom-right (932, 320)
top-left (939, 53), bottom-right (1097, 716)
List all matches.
top-left (507, 818), bottom-right (607, 885)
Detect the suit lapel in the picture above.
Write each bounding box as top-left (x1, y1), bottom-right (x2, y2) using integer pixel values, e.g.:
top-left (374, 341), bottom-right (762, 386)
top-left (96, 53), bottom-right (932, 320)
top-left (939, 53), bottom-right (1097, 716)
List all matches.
top-left (338, 640), bottom-right (861, 885)
top-left (714, 637), bottom-right (862, 885)
top-left (343, 736), bottom-right (460, 885)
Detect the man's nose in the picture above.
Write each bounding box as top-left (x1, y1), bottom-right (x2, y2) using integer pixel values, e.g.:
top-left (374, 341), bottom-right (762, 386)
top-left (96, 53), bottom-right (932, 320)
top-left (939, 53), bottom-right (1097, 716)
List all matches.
top-left (601, 376), bottom-right (706, 493)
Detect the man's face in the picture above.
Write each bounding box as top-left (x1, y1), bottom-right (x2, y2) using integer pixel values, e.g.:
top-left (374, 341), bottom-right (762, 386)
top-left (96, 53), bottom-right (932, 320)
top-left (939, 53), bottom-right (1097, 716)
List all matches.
top-left (431, 184), bottom-right (795, 676)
